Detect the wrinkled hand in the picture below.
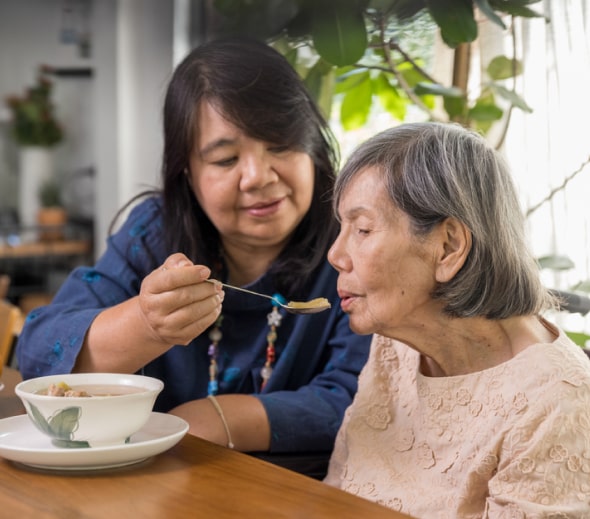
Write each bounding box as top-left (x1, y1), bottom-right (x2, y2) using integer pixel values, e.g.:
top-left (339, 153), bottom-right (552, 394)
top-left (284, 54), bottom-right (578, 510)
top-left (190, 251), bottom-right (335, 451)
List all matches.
top-left (138, 253), bottom-right (224, 346)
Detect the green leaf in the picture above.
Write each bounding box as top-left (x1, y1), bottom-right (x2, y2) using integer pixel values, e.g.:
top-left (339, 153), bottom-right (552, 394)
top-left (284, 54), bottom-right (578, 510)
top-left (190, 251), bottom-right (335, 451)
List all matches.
top-left (443, 95), bottom-right (467, 119)
top-left (311, 2), bottom-right (368, 66)
top-left (474, 0), bottom-right (506, 29)
top-left (284, 1), bottom-right (313, 38)
top-left (335, 68), bottom-right (371, 94)
top-left (415, 82), bottom-right (463, 97)
top-left (373, 73), bottom-right (407, 120)
top-left (305, 61), bottom-right (336, 118)
top-left (487, 55), bottom-right (523, 80)
top-left (212, 0), bottom-right (299, 39)
top-left (398, 61), bottom-right (430, 88)
top-left (537, 255), bottom-right (576, 271)
top-left (340, 75), bottom-right (373, 130)
top-left (468, 101), bottom-right (503, 121)
top-left (488, 0), bottom-right (545, 19)
top-left (503, 6), bottom-right (544, 18)
top-left (420, 94), bottom-right (436, 110)
top-left (282, 46), bottom-right (299, 69)
top-left (572, 280), bottom-right (590, 293)
top-left (417, 80), bottom-right (467, 120)
top-left (490, 84), bottom-right (533, 112)
top-left (565, 331), bottom-right (590, 348)
top-left (427, 0), bottom-right (477, 47)
top-left (472, 119), bottom-right (495, 135)
top-left (372, 0), bottom-right (427, 20)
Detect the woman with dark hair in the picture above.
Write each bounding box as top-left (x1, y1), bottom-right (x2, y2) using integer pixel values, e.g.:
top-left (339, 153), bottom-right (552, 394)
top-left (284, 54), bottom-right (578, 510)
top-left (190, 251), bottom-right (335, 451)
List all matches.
top-left (16, 38), bottom-right (370, 455)
top-left (324, 122), bottom-right (590, 517)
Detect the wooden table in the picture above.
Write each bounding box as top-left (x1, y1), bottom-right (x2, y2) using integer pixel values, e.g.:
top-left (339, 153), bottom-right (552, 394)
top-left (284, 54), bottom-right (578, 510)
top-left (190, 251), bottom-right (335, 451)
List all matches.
top-left (0, 237), bottom-right (93, 305)
top-left (0, 368), bottom-right (413, 518)
top-left (0, 238), bottom-right (91, 259)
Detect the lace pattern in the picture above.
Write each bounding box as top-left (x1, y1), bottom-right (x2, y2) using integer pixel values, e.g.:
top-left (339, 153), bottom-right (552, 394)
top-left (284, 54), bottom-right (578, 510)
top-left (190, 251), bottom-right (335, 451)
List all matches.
top-left (324, 330), bottom-right (590, 518)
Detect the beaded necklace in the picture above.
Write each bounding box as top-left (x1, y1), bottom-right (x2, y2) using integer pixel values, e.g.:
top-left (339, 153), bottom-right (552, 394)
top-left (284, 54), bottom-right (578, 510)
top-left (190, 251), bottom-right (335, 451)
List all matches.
top-left (207, 293), bottom-right (286, 396)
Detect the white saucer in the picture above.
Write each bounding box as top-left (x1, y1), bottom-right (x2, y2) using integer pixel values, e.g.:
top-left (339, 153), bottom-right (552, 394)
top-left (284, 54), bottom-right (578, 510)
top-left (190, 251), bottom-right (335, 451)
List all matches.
top-left (0, 412), bottom-right (188, 470)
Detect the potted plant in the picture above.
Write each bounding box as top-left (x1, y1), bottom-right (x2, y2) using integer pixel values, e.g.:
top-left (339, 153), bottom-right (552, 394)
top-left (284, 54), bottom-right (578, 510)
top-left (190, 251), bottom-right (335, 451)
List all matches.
top-left (4, 65), bottom-right (64, 230)
top-left (4, 65), bottom-right (63, 147)
top-left (37, 178), bottom-right (67, 241)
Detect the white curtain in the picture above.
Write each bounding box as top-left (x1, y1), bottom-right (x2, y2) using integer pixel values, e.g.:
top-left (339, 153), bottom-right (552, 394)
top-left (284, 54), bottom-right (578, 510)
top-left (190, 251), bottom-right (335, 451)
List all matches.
top-left (500, 0), bottom-right (590, 335)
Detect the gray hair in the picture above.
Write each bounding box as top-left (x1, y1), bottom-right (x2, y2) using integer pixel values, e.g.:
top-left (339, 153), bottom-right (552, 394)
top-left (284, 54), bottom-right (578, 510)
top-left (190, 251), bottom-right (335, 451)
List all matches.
top-left (333, 122), bottom-right (555, 319)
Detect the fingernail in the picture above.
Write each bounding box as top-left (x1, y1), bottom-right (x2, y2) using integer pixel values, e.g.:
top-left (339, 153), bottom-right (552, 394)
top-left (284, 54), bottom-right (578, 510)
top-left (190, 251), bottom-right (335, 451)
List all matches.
top-left (197, 267), bottom-right (211, 279)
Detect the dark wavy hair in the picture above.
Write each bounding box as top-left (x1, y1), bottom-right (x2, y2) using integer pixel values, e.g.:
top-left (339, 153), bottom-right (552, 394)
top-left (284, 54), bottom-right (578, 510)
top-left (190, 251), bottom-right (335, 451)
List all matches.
top-left (115, 37), bottom-right (339, 297)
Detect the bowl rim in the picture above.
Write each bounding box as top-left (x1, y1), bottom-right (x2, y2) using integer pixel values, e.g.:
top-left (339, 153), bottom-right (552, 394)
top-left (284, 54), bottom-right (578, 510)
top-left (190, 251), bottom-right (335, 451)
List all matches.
top-left (15, 373), bottom-right (164, 400)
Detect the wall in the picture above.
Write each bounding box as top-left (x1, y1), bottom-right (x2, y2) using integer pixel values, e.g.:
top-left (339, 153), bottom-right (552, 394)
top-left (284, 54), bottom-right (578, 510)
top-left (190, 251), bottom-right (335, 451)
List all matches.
top-left (0, 0), bottom-right (174, 255)
top-left (0, 0), bottom-right (95, 216)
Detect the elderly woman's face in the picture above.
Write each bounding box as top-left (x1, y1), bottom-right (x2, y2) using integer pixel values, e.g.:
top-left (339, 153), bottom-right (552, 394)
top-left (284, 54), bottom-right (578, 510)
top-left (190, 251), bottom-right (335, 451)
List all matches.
top-left (328, 167), bottom-right (438, 336)
top-left (188, 101), bottom-right (314, 252)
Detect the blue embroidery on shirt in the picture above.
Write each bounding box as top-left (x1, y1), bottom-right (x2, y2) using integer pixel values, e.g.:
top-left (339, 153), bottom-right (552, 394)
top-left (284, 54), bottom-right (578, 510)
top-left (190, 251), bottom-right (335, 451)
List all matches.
top-left (129, 223), bottom-right (147, 237)
top-left (49, 341), bottom-right (64, 365)
top-left (222, 367), bottom-right (241, 383)
top-left (130, 243), bottom-right (141, 257)
top-left (82, 271), bottom-right (101, 283)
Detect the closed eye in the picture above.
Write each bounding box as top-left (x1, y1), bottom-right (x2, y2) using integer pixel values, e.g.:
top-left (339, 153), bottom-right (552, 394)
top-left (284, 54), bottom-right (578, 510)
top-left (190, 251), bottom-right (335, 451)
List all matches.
top-left (268, 145), bottom-right (289, 154)
top-left (213, 156), bottom-right (238, 167)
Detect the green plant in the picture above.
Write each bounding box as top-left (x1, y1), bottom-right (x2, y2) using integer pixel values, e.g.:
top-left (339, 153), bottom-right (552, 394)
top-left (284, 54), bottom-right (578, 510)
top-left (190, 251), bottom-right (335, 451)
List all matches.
top-left (38, 178), bottom-right (63, 208)
top-left (538, 255), bottom-right (590, 348)
top-left (4, 65), bottom-right (64, 147)
top-left (211, 0), bottom-right (544, 141)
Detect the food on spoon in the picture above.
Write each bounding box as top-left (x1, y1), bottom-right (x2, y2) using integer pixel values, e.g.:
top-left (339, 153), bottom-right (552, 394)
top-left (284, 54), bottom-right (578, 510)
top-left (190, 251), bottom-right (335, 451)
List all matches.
top-left (287, 297), bottom-right (331, 309)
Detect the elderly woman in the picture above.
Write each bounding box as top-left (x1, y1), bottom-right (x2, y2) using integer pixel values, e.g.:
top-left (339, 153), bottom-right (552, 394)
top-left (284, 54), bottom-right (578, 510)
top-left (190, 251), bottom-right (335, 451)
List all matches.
top-left (324, 122), bottom-right (590, 517)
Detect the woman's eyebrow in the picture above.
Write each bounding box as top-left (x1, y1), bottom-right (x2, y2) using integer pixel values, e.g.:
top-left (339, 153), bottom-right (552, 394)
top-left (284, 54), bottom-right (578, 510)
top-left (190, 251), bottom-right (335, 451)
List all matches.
top-left (200, 137), bottom-right (236, 156)
top-left (341, 205), bottom-right (371, 220)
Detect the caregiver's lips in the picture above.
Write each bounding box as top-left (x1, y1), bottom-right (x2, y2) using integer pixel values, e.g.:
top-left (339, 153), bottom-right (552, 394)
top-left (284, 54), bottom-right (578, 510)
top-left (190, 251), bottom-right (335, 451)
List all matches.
top-left (244, 198), bottom-right (284, 217)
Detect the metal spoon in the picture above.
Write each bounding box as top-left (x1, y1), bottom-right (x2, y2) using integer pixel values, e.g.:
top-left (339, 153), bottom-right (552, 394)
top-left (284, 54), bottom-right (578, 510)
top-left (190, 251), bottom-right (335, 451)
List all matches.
top-left (205, 279), bottom-right (331, 314)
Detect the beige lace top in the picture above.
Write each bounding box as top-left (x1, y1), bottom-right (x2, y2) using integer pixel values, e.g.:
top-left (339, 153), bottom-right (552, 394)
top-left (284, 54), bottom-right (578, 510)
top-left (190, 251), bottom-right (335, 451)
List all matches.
top-left (324, 327), bottom-right (590, 518)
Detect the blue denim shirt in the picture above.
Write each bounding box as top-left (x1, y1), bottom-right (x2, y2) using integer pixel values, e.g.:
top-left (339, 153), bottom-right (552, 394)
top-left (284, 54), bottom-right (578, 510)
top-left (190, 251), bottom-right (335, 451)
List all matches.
top-left (16, 197), bottom-right (371, 452)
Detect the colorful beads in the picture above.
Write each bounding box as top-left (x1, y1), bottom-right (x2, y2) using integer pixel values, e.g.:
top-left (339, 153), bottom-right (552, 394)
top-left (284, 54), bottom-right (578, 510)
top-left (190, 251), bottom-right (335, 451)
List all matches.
top-left (207, 316), bottom-right (223, 396)
top-left (207, 380), bottom-right (218, 396)
top-left (208, 296), bottom-right (285, 394)
top-left (261, 305), bottom-right (282, 390)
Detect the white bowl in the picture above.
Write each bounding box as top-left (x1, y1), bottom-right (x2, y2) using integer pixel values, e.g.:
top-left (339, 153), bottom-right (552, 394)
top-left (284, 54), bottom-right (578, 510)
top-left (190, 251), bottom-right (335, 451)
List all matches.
top-left (16, 373), bottom-right (164, 448)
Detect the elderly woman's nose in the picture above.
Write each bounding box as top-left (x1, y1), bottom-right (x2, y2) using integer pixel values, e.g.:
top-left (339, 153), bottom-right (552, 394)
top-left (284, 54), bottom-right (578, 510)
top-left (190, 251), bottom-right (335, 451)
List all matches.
top-left (328, 234), bottom-right (347, 271)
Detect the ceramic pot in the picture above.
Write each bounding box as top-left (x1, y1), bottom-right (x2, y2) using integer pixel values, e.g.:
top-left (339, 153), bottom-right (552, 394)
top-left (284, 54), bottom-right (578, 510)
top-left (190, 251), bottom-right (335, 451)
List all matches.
top-left (18, 147), bottom-right (54, 230)
top-left (37, 206), bottom-right (67, 241)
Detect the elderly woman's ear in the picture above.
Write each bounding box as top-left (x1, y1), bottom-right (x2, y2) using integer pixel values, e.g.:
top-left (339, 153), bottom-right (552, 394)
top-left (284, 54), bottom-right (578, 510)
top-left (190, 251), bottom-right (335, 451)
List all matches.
top-left (434, 217), bottom-right (471, 283)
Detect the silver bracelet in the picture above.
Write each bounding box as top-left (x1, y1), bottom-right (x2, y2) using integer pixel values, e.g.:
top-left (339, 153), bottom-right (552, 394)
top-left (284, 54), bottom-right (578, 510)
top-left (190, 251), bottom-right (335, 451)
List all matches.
top-left (207, 394), bottom-right (235, 449)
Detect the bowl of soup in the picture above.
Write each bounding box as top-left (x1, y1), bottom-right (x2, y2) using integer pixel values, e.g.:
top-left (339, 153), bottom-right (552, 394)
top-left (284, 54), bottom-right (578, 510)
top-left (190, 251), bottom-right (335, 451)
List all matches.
top-left (15, 373), bottom-right (164, 448)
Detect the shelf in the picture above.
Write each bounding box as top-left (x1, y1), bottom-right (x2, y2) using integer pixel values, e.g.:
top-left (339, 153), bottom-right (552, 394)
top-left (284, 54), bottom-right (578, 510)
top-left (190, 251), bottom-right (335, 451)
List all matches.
top-left (0, 239), bottom-right (91, 259)
top-left (49, 67), bottom-right (93, 78)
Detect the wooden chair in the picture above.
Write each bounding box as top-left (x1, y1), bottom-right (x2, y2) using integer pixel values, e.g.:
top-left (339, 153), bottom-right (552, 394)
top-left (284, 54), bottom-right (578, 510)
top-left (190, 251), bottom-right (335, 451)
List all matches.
top-left (0, 275), bottom-right (10, 300)
top-left (0, 299), bottom-right (23, 368)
